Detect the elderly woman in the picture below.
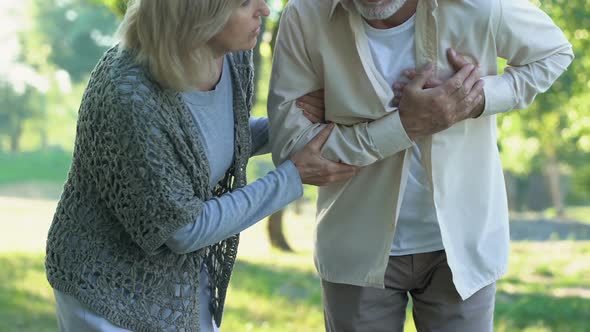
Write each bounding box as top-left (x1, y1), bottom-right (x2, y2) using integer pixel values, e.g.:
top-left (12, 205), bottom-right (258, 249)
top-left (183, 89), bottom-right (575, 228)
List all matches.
top-left (45, 0), bottom-right (358, 331)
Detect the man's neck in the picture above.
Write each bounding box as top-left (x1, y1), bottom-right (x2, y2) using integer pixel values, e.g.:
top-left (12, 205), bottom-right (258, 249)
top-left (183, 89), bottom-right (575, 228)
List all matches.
top-left (364, 0), bottom-right (418, 29)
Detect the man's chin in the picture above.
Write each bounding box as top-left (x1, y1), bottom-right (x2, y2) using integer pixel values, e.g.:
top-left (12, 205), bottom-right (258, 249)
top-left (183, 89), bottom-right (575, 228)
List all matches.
top-left (353, 0), bottom-right (408, 20)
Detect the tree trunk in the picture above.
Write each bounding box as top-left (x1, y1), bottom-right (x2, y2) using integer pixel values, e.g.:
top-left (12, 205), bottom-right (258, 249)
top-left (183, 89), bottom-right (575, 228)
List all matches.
top-left (545, 155), bottom-right (565, 218)
top-left (267, 209), bottom-right (293, 252)
top-left (9, 125), bottom-right (22, 153)
top-left (504, 171), bottom-right (517, 212)
top-left (40, 128), bottom-right (48, 150)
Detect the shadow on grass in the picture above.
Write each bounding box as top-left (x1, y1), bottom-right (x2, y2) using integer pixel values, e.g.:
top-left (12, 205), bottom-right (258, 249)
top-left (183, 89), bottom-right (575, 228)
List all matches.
top-left (510, 219), bottom-right (590, 241)
top-left (0, 254), bottom-right (57, 332)
top-left (230, 259), bottom-right (323, 306)
top-left (495, 290), bottom-right (590, 332)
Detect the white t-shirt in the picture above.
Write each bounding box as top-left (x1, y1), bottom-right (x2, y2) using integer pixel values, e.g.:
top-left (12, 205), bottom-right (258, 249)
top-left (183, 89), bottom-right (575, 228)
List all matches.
top-left (363, 15), bottom-right (444, 256)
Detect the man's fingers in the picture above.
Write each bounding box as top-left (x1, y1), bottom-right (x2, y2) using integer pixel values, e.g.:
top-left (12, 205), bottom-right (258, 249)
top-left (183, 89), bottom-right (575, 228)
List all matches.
top-left (452, 65), bottom-right (480, 99)
top-left (425, 78), bottom-right (443, 89)
top-left (407, 63), bottom-right (435, 89)
top-left (441, 64), bottom-right (474, 95)
top-left (401, 70), bottom-right (442, 89)
top-left (308, 123), bottom-right (335, 150)
top-left (393, 82), bottom-right (407, 92)
top-left (402, 69), bottom-right (417, 79)
top-left (458, 80), bottom-right (485, 114)
top-left (393, 82), bottom-right (406, 107)
top-left (447, 48), bottom-right (472, 71)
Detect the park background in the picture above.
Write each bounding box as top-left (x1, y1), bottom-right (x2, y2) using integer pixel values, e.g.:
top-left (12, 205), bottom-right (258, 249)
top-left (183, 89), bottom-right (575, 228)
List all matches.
top-left (0, 0), bottom-right (589, 331)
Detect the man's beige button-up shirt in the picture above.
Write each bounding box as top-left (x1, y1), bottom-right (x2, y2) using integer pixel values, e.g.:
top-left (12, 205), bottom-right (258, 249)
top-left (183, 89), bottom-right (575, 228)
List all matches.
top-left (268, 0), bottom-right (573, 299)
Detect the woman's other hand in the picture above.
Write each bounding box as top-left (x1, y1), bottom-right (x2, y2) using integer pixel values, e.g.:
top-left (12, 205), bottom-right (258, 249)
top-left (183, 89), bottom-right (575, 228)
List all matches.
top-left (290, 124), bottom-right (361, 186)
top-left (297, 89), bottom-right (326, 124)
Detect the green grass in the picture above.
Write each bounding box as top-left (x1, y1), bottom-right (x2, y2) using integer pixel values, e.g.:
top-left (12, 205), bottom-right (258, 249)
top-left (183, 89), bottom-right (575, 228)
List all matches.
top-left (1, 243), bottom-right (589, 332)
top-left (1, 194), bottom-right (590, 332)
top-left (567, 207), bottom-right (590, 223)
top-left (495, 242), bottom-right (590, 332)
top-left (0, 151), bottom-right (72, 185)
top-left (0, 253), bottom-right (57, 332)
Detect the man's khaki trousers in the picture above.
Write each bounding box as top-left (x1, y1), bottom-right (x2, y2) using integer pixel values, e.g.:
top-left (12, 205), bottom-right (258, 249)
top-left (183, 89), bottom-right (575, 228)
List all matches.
top-left (321, 250), bottom-right (496, 332)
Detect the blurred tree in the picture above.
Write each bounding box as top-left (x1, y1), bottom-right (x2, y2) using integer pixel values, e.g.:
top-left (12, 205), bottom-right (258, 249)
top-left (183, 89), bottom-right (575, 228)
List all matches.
top-left (0, 82), bottom-right (37, 153)
top-left (95, 0), bottom-right (128, 17)
top-left (498, 0), bottom-right (590, 216)
top-left (0, 0), bottom-right (119, 152)
top-left (26, 0), bottom-right (119, 84)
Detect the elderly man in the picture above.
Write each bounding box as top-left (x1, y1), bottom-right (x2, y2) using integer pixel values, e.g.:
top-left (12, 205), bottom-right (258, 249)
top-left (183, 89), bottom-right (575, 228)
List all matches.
top-left (268, 0), bottom-right (573, 331)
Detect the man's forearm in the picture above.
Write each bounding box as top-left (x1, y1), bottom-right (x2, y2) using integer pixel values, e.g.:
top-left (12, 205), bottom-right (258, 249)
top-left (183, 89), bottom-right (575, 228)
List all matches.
top-left (269, 102), bottom-right (413, 167)
top-left (480, 50), bottom-right (573, 117)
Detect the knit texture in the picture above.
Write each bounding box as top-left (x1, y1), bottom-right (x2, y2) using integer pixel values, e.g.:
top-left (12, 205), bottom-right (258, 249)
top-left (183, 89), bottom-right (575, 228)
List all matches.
top-left (45, 46), bottom-right (254, 332)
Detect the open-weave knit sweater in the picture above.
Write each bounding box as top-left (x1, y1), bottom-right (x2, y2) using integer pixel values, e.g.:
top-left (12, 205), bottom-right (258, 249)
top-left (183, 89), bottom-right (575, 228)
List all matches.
top-left (45, 46), bottom-right (254, 332)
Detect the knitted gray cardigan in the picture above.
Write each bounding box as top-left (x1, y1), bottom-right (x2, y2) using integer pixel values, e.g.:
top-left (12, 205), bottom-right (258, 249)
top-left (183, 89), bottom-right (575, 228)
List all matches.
top-left (45, 46), bottom-right (254, 331)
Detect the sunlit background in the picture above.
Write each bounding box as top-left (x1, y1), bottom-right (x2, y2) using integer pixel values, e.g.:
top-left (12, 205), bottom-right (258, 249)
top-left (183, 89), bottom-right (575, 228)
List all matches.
top-left (0, 0), bottom-right (589, 331)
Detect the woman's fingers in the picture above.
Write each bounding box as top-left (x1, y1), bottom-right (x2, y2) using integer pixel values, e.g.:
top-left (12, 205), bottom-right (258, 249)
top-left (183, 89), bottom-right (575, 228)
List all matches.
top-left (291, 124), bottom-right (363, 186)
top-left (297, 90), bottom-right (326, 123)
top-left (297, 89), bottom-right (325, 108)
top-left (299, 100), bottom-right (324, 117)
top-left (303, 110), bottom-right (323, 124)
top-left (309, 169), bottom-right (359, 186)
top-left (297, 94), bottom-right (324, 107)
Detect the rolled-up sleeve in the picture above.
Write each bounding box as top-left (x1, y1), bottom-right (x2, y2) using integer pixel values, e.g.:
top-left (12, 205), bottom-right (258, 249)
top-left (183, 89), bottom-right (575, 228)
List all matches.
top-left (481, 0), bottom-right (574, 116)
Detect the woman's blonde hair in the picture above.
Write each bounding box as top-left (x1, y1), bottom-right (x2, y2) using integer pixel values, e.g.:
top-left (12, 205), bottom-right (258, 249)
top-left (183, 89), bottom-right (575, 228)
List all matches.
top-left (117, 0), bottom-right (242, 91)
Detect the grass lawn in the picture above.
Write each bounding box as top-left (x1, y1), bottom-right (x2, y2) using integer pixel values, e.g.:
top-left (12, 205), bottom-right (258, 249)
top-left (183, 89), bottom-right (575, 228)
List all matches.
top-left (1, 194), bottom-right (590, 332)
top-left (0, 152), bottom-right (72, 186)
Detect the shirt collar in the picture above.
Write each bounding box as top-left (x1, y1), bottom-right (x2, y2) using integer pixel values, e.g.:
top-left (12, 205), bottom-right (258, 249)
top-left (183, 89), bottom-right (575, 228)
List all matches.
top-left (329, 0), bottom-right (349, 18)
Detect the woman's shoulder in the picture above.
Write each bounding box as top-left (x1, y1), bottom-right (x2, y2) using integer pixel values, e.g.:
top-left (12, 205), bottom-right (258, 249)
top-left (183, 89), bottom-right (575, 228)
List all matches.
top-left (85, 46), bottom-right (167, 118)
top-left (102, 46), bottom-right (160, 98)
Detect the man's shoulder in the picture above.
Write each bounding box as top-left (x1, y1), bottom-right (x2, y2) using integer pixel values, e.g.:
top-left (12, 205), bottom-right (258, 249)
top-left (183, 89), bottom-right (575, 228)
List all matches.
top-left (283, 0), bottom-right (334, 20)
top-left (440, 0), bottom-right (496, 18)
top-left (434, 0), bottom-right (499, 34)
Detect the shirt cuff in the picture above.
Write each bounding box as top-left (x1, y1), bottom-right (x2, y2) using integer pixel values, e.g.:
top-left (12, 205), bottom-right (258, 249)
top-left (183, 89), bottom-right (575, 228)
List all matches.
top-left (367, 111), bottom-right (414, 158)
top-left (481, 75), bottom-right (518, 117)
top-left (278, 160), bottom-right (304, 199)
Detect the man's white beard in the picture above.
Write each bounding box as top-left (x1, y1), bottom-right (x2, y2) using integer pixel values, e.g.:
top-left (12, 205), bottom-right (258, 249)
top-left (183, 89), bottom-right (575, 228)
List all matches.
top-left (352, 0), bottom-right (408, 20)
